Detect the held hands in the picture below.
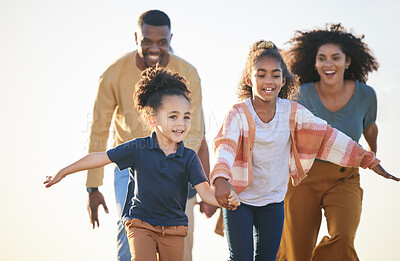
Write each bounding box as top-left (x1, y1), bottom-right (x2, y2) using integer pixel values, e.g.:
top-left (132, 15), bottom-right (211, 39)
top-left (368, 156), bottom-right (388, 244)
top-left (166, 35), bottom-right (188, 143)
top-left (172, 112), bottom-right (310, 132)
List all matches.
top-left (214, 177), bottom-right (240, 210)
top-left (227, 190), bottom-right (240, 210)
top-left (372, 164), bottom-right (399, 182)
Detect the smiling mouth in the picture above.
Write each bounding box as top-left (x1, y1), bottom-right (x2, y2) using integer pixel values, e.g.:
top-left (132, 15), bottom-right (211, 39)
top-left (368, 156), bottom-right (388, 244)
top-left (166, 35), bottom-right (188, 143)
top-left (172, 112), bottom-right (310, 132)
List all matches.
top-left (324, 70), bottom-right (336, 76)
top-left (147, 55), bottom-right (160, 62)
top-left (262, 87), bottom-right (275, 93)
top-left (173, 129), bottom-right (185, 134)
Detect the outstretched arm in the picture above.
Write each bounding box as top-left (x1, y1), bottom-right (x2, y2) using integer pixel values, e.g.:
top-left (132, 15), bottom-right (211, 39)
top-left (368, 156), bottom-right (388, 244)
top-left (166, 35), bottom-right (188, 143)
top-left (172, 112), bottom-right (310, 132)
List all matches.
top-left (372, 164), bottom-right (399, 181)
top-left (195, 181), bottom-right (240, 210)
top-left (44, 152), bottom-right (112, 188)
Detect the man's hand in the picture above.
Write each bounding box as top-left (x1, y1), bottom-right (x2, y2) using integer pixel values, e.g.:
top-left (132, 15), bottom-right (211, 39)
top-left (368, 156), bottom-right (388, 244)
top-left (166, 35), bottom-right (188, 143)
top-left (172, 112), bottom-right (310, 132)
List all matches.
top-left (214, 177), bottom-right (236, 210)
top-left (199, 201), bottom-right (218, 218)
top-left (87, 190), bottom-right (109, 229)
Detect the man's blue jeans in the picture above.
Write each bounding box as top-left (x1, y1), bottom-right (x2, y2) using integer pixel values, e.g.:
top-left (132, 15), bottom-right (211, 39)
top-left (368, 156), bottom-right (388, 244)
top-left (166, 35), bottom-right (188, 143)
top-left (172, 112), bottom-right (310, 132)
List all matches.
top-left (223, 201), bottom-right (284, 261)
top-left (114, 167), bottom-right (131, 261)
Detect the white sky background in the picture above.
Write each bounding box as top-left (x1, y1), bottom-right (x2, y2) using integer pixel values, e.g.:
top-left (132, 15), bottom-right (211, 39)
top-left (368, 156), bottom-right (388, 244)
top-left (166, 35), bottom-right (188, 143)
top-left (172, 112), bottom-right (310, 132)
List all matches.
top-left (1, 0), bottom-right (399, 260)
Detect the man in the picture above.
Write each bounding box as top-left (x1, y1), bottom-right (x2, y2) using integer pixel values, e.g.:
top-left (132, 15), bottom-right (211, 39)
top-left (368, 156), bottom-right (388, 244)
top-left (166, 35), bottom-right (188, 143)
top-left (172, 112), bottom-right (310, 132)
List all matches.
top-left (85, 10), bottom-right (215, 261)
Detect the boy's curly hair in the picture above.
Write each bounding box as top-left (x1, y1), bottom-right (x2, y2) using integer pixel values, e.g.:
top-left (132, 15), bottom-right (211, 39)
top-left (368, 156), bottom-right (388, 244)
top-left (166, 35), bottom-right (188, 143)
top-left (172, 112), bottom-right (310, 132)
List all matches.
top-left (134, 66), bottom-right (190, 124)
top-left (287, 23), bottom-right (379, 84)
top-left (237, 40), bottom-right (299, 101)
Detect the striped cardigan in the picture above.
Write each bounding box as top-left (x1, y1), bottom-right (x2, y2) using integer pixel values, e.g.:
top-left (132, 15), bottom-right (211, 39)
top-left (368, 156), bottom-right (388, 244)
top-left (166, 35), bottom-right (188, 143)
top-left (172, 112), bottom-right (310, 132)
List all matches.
top-left (210, 101), bottom-right (380, 194)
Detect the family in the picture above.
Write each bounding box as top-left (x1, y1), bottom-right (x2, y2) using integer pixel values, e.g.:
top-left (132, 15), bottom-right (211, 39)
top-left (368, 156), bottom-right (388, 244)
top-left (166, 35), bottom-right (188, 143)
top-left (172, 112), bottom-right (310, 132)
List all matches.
top-left (44, 10), bottom-right (399, 261)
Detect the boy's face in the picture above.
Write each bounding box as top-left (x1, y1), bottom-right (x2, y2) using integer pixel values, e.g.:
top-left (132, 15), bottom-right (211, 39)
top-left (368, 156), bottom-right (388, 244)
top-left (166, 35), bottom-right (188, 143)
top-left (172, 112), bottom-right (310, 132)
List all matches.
top-left (135, 24), bottom-right (172, 70)
top-left (150, 95), bottom-right (191, 146)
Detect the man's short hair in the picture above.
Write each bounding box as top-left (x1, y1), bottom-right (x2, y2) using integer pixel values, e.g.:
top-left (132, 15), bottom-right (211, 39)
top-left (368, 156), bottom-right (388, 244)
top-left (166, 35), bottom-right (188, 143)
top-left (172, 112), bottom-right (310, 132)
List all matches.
top-left (138, 10), bottom-right (171, 29)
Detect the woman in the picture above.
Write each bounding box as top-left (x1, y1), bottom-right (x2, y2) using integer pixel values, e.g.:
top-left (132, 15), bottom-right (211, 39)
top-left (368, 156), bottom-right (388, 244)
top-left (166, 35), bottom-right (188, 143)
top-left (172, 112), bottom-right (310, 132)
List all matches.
top-left (278, 24), bottom-right (381, 261)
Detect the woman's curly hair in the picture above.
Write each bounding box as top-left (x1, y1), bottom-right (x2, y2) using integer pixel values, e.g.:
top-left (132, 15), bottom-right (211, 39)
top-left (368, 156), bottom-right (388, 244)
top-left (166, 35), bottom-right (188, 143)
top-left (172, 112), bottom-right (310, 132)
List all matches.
top-left (237, 40), bottom-right (299, 101)
top-left (134, 65), bottom-right (190, 124)
top-left (287, 23), bottom-right (379, 84)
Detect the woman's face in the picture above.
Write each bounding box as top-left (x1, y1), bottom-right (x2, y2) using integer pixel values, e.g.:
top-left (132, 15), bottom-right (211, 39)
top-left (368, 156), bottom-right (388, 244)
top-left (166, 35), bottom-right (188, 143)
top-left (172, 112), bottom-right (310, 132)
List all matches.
top-left (315, 43), bottom-right (351, 84)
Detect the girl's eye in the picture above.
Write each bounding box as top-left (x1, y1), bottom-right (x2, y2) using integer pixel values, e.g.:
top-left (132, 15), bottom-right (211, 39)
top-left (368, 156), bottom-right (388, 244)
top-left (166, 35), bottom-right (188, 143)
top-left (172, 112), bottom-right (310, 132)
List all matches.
top-left (273, 74), bottom-right (281, 78)
top-left (169, 115), bottom-right (177, 119)
top-left (256, 74), bottom-right (265, 78)
top-left (184, 116), bottom-right (191, 120)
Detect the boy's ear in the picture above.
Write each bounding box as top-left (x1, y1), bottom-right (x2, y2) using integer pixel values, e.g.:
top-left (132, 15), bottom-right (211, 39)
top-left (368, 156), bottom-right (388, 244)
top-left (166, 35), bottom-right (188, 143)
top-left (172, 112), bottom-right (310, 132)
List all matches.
top-left (246, 76), bottom-right (253, 87)
top-left (148, 115), bottom-right (157, 127)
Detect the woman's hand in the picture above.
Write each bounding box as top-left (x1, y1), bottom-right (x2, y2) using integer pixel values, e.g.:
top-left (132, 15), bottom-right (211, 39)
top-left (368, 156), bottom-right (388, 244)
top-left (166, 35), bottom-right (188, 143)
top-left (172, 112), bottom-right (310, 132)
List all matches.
top-left (372, 164), bottom-right (399, 182)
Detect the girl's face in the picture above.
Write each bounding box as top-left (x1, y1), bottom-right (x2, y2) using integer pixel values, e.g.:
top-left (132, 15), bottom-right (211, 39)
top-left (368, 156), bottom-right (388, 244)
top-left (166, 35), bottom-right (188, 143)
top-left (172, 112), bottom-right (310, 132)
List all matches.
top-left (315, 43), bottom-right (351, 84)
top-left (149, 95), bottom-right (191, 146)
top-left (248, 56), bottom-right (285, 103)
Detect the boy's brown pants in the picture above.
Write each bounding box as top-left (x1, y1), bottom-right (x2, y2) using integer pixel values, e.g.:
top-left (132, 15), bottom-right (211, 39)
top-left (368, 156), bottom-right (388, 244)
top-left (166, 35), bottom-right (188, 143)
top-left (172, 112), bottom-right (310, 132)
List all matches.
top-left (125, 218), bottom-right (188, 261)
top-left (278, 161), bottom-right (363, 261)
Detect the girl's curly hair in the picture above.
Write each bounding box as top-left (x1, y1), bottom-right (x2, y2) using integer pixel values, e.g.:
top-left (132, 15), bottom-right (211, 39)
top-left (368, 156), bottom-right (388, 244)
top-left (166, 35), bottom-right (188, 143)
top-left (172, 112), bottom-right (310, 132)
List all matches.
top-left (287, 23), bottom-right (379, 84)
top-left (134, 65), bottom-right (190, 124)
top-left (237, 40), bottom-right (299, 101)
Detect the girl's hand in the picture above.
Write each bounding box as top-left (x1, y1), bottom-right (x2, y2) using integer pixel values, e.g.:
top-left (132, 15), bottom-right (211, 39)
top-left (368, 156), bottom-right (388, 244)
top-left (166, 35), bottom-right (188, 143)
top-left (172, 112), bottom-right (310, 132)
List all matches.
top-left (227, 190), bottom-right (240, 210)
top-left (214, 177), bottom-right (236, 210)
top-left (372, 164), bottom-right (399, 182)
top-left (43, 171), bottom-right (65, 188)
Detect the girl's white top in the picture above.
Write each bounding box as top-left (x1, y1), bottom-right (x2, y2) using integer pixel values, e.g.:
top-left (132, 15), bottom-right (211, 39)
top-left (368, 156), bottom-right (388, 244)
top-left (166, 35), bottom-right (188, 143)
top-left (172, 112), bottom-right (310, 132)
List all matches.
top-left (240, 98), bottom-right (291, 206)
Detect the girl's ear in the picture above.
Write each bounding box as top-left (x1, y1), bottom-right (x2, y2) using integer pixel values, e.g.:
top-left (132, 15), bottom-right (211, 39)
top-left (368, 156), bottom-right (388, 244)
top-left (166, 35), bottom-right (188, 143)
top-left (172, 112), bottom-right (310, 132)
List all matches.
top-left (246, 76), bottom-right (253, 87)
top-left (148, 114), bottom-right (157, 127)
top-left (282, 77), bottom-right (286, 87)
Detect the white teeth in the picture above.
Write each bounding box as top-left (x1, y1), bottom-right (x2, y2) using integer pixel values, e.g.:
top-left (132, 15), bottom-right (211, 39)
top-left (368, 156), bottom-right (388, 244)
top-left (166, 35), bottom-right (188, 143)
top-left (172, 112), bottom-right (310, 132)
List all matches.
top-left (148, 55), bottom-right (159, 60)
top-left (264, 88), bottom-right (273, 92)
top-left (325, 71), bottom-right (335, 74)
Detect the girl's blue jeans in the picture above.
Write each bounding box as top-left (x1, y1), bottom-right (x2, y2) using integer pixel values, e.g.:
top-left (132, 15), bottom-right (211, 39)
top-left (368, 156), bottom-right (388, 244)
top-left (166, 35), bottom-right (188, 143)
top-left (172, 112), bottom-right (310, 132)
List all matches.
top-left (223, 201), bottom-right (284, 261)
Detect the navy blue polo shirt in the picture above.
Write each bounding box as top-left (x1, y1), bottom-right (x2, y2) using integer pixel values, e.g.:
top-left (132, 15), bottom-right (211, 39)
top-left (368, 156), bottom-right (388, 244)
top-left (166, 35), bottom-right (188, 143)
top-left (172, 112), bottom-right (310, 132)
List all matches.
top-left (107, 132), bottom-right (207, 227)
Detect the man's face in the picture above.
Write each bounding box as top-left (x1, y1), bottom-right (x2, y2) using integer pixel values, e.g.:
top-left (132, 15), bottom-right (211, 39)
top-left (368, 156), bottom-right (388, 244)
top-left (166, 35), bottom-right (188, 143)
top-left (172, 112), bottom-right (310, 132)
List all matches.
top-left (135, 24), bottom-right (172, 69)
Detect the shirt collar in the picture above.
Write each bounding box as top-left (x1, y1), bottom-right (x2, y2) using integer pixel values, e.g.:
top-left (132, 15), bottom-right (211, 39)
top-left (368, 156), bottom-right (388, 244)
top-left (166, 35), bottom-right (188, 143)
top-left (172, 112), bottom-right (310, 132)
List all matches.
top-left (148, 132), bottom-right (184, 157)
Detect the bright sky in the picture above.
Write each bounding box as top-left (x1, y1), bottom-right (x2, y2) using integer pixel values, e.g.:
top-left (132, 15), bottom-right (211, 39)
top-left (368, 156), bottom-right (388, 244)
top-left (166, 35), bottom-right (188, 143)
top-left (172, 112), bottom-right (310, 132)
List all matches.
top-left (1, 0), bottom-right (399, 260)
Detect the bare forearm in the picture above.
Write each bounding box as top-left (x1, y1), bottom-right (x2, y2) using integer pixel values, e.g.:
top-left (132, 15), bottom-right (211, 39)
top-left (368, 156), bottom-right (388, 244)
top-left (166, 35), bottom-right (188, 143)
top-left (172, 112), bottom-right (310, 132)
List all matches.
top-left (197, 137), bottom-right (210, 179)
top-left (195, 182), bottom-right (220, 207)
top-left (363, 123), bottom-right (378, 153)
top-left (60, 152), bottom-right (111, 178)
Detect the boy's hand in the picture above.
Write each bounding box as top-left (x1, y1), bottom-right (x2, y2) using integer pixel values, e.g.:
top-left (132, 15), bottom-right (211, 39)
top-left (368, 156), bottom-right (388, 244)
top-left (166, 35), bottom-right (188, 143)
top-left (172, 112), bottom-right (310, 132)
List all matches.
top-left (372, 164), bottom-right (399, 182)
top-left (43, 171), bottom-right (65, 188)
top-left (227, 190), bottom-right (240, 210)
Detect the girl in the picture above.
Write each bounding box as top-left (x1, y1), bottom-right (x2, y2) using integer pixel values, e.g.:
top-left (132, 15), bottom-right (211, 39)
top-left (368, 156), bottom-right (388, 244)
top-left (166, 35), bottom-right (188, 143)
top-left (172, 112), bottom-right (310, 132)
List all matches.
top-left (277, 24), bottom-right (388, 261)
top-left (210, 40), bottom-right (398, 261)
top-left (44, 66), bottom-right (239, 261)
